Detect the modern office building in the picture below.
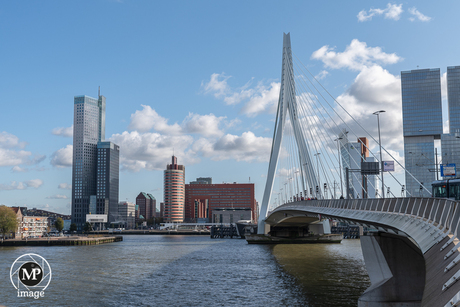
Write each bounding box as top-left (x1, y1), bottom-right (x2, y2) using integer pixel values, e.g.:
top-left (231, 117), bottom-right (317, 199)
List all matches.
top-left (163, 156), bottom-right (185, 222)
top-left (136, 192), bottom-right (156, 220)
top-left (71, 92), bottom-right (119, 229)
top-left (97, 142), bottom-right (120, 223)
top-left (441, 66), bottom-right (460, 178)
top-left (401, 69), bottom-right (443, 197)
top-left (184, 180), bottom-right (257, 222)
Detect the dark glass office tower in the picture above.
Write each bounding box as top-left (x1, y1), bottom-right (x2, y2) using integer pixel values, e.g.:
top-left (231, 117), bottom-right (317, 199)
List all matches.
top-left (401, 69), bottom-right (442, 197)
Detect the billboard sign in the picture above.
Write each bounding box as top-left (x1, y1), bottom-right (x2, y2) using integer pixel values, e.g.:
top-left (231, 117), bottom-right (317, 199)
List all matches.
top-left (383, 161), bottom-right (394, 172)
top-left (441, 164), bottom-right (456, 177)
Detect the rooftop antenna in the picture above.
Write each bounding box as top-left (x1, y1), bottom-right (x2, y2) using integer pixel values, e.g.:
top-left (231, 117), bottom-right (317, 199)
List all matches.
top-left (98, 86), bottom-right (100, 97)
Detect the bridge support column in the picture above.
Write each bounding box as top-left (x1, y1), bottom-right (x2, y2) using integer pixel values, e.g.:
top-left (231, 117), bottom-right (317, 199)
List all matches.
top-left (358, 232), bottom-right (425, 307)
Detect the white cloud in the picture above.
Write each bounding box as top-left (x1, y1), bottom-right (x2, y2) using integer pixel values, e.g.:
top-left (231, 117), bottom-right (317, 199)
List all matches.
top-left (109, 131), bottom-right (196, 172)
top-left (50, 145), bottom-right (73, 168)
top-left (315, 70), bottom-right (329, 80)
top-left (128, 105), bottom-right (181, 134)
top-left (0, 132), bottom-right (45, 167)
top-left (0, 179), bottom-right (44, 191)
top-left (357, 3), bottom-right (403, 22)
top-left (202, 73), bottom-right (231, 98)
top-left (311, 39), bottom-right (401, 71)
top-left (182, 113), bottom-right (225, 137)
top-left (203, 73), bottom-right (281, 117)
top-left (241, 82), bottom-right (281, 117)
top-left (46, 194), bottom-right (68, 199)
top-left (441, 72), bottom-right (447, 100)
top-left (193, 131), bottom-right (272, 162)
top-left (0, 131), bottom-right (27, 149)
top-left (52, 126), bottom-right (73, 137)
top-left (58, 183), bottom-right (72, 190)
top-left (128, 105), bottom-right (226, 137)
top-left (408, 7), bottom-right (431, 22)
top-left (11, 166), bottom-right (27, 173)
top-left (334, 65), bottom-right (403, 151)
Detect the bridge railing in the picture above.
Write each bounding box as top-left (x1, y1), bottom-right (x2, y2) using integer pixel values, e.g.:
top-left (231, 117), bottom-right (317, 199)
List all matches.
top-left (275, 197), bottom-right (459, 235)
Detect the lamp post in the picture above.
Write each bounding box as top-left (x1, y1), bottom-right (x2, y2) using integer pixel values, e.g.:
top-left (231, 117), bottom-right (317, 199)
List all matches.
top-left (334, 137), bottom-right (343, 197)
top-left (314, 153), bottom-right (321, 198)
top-left (373, 110), bottom-right (386, 198)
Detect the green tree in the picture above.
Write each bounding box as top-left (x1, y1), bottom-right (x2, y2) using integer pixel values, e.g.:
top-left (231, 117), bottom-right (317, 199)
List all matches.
top-left (83, 222), bottom-right (92, 233)
top-left (54, 217), bottom-right (64, 233)
top-left (0, 205), bottom-right (19, 239)
top-left (70, 223), bottom-right (77, 232)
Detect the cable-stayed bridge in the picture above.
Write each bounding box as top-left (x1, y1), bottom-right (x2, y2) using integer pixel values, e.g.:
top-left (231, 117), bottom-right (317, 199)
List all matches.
top-left (258, 33), bottom-right (460, 307)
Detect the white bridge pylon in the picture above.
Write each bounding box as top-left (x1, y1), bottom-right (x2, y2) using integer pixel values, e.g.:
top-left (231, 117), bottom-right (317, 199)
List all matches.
top-left (258, 33), bottom-right (318, 234)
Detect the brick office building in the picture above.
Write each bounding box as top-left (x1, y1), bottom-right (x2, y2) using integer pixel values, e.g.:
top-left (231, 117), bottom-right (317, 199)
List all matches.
top-left (184, 181), bottom-right (257, 223)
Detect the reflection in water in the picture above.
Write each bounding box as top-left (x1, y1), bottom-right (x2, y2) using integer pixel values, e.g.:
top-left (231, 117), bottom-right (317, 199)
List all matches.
top-left (271, 240), bottom-right (370, 307)
top-left (0, 236), bottom-right (369, 306)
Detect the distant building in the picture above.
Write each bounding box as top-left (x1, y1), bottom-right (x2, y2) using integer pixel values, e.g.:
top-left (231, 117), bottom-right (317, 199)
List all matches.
top-left (164, 156), bottom-right (185, 222)
top-left (340, 135), bottom-right (377, 199)
top-left (211, 208), bottom-right (252, 224)
top-left (184, 181), bottom-right (257, 223)
top-left (118, 201), bottom-right (135, 229)
top-left (159, 202), bottom-right (165, 218)
top-left (190, 177), bottom-right (212, 184)
top-left (136, 192), bottom-right (156, 220)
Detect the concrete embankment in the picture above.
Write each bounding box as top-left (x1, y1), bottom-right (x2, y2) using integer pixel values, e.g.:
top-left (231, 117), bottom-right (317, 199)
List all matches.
top-left (0, 235), bottom-right (123, 246)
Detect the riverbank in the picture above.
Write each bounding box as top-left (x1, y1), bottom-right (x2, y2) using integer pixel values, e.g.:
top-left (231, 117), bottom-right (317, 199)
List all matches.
top-left (0, 235), bottom-right (123, 246)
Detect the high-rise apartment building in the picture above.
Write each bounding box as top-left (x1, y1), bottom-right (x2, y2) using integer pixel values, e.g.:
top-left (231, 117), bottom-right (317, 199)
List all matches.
top-left (184, 180), bottom-right (257, 222)
top-left (163, 156), bottom-right (185, 222)
top-left (401, 69), bottom-right (443, 197)
top-left (71, 92), bottom-right (119, 229)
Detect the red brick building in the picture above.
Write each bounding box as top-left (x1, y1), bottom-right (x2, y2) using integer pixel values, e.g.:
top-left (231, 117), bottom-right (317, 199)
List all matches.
top-left (184, 182), bottom-right (257, 223)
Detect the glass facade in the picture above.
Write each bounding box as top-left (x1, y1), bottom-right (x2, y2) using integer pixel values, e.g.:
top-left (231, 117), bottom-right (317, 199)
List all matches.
top-left (96, 142), bottom-right (120, 223)
top-left (401, 69), bottom-right (442, 137)
top-left (448, 66), bottom-right (460, 133)
top-left (403, 136), bottom-right (435, 197)
top-left (401, 69), bottom-right (442, 197)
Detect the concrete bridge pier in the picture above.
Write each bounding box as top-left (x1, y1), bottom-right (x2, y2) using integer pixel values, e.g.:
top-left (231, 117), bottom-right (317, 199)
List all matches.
top-left (359, 232), bottom-right (425, 307)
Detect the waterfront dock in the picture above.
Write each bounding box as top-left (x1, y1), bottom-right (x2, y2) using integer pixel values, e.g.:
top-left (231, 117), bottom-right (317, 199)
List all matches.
top-left (0, 235), bottom-right (123, 246)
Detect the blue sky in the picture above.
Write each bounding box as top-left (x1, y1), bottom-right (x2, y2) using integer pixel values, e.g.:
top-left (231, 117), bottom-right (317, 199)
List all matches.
top-left (0, 1), bottom-right (457, 214)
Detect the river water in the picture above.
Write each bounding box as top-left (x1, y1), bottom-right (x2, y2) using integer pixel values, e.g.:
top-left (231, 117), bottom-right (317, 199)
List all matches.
top-left (0, 235), bottom-right (370, 306)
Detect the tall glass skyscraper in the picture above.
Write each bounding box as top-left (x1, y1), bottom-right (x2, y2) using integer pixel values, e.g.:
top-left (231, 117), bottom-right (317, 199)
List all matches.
top-left (71, 93), bottom-right (118, 229)
top-left (401, 68), bottom-right (442, 197)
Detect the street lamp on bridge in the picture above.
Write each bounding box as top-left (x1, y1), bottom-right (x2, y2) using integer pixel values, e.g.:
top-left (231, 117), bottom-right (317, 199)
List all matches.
top-left (373, 110), bottom-right (386, 199)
